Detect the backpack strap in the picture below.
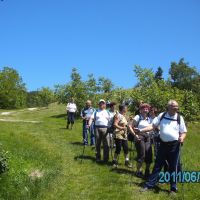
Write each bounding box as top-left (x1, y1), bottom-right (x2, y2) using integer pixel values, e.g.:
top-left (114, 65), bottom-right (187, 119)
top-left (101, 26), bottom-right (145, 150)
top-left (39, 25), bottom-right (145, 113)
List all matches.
top-left (136, 115), bottom-right (142, 127)
top-left (160, 112), bottom-right (181, 125)
top-left (94, 110), bottom-right (97, 121)
top-left (160, 112), bottom-right (166, 123)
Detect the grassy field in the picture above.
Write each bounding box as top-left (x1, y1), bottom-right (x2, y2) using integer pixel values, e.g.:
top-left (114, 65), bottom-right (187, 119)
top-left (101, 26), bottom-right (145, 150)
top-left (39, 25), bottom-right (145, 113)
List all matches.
top-left (0, 103), bottom-right (200, 200)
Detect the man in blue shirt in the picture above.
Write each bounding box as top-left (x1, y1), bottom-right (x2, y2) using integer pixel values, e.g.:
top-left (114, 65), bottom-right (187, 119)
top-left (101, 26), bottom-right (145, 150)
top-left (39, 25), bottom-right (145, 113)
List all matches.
top-left (81, 100), bottom-right (95, 146)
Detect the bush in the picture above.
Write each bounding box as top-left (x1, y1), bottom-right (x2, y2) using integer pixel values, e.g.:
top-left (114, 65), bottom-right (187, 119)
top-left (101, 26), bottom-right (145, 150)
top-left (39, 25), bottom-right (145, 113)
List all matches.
top-left (0, 144), bottom-right (9, 174)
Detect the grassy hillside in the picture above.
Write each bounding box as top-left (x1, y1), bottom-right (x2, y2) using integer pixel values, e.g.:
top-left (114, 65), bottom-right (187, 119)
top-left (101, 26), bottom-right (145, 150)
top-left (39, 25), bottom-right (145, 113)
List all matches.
top-left (0, 103), bottom-right (199, 200)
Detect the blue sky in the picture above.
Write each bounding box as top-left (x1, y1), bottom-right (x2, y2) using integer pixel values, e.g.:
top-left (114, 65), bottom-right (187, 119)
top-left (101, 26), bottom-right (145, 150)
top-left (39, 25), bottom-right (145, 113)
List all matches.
top-left (0, 0), bottom-right (200, 91)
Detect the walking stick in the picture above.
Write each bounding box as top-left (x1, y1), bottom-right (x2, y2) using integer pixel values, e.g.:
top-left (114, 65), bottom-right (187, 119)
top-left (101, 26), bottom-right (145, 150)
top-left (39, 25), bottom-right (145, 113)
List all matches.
top-left (129, 140), bottom-right (134, 186)
top-left (179, 142), bottom-right (185, 200)
top-left (109, 132), bottom-right (114, 161)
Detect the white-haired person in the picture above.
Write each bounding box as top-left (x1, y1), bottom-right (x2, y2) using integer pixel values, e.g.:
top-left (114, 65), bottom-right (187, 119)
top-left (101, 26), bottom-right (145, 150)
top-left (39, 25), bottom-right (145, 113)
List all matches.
top-left (139, 100), bottom-right (187, 194)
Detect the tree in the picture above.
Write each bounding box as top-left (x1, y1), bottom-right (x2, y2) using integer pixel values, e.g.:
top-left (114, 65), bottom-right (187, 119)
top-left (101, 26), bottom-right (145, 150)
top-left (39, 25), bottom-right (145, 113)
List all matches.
top-left (154, 67), bottom-right (163, 81)
top-left (0, 67), bottom-right (27, 109)
top-left (98, 77), bottom-right (114, 93)
top-left (55, 68), bottom-right (87, 112)
top-left (169, 58), bottom-right (199, 90)
top-left (133, 65), bottom-right (155, 87)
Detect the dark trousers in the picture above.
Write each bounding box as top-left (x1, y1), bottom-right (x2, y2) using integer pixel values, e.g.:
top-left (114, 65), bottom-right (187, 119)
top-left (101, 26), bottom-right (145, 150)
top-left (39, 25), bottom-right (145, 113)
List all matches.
top-left (67, 112), bottom-right (75, 124)
top-left (95, 127), bottom-right (109, 162)
top-left (115, 139), bottom-right (129, 155)
top-left (135, 135), bottom-right (152, 164)
top-left (82, 121), bottom-right (95, 145)
top-left (145, 140), bottom-right (180, 191)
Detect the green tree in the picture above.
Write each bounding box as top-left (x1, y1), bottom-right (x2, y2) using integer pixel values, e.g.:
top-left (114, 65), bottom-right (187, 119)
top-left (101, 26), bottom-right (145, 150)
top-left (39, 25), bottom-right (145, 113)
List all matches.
top-left (0, 67), bottom-right (27, 109)
top-left (154, 66), bottom-right (163, 81)
top-left (133, 65), bottom-right (155, 87)
top-left (169, 58), bottom-right (199, 90)
top-left (98, 77), bottom-right (114, 93)
top-left (55, 68), bottom-right (87, 112)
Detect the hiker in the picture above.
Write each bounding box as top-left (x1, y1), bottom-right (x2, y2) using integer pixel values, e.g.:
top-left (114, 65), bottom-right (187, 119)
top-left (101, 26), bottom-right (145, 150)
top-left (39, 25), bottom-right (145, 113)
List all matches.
top-left (66, 98), bottom-right (77, 130)
top-left (112, 105), bottom-right (132, 168)
top-left (128, 103), bottom-right (153, 179)
top-left (107, 102), bottom-right (117, 149)
top-left (88, 99), bottom-right (110, 163)
top-left (139, 100), bottom-right (187, 194)
top-left (80, 100), bottom-right (95, 146)
top-left (149, 107), bottom-right (159, 160)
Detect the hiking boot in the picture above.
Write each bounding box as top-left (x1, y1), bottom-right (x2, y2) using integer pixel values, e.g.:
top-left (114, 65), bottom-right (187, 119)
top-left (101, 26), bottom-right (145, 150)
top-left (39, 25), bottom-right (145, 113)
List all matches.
top-left (125, 160), bottom-right (132, 168)
top-left (135, 171), bottom-right (143, 178)
top-left (112, 160), bottom-right (118, 168)
top-left (139, 186), bottom-right (151, 193)
top-left (169, 190), bottom-right (177, 196)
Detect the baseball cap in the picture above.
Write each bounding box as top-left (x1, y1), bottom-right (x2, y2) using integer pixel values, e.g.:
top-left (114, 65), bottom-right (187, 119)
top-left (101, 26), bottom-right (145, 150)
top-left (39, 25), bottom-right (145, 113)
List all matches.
top-left (99, 99), bottom-right (106, 104)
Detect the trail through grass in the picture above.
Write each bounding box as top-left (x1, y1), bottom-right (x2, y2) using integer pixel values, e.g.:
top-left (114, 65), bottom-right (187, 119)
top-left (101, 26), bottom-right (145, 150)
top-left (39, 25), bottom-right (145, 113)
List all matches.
top-left (0, 103), bottom-right (199, 200)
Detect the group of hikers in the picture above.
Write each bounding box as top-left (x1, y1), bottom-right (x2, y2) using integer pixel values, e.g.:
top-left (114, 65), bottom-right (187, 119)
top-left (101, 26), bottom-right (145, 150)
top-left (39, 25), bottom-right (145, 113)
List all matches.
top-left (66, 98), bottom-right (187, 195)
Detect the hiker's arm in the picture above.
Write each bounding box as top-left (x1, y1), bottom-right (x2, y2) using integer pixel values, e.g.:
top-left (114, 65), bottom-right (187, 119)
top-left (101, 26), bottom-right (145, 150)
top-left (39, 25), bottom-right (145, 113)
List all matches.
top-left (88, 116), bottom-right (94, 127)
top-left (138, 124), bottom-right (154, 134)
top-left (178, 116), bottom-right (187, 143)
top-left (128, 119), bottom-right (141, 140)
top-left (179, 133), bottom-right (186, 143)
top-left (113, 115), bottom-right (126, 130)
top-left (128, 119), bottom-right (137, 136)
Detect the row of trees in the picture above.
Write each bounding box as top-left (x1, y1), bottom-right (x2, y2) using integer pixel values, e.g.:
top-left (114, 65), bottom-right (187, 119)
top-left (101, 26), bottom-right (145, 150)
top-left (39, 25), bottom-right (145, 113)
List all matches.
top-left (0, 58), bottom-right (199, 120)
top-left (0, 67), bottom-right (55, 108)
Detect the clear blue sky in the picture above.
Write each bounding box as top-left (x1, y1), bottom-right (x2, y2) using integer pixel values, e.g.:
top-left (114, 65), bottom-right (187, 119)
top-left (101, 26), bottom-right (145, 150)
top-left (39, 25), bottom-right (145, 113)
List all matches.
top-left (0, 0), bottom-right (200, 91)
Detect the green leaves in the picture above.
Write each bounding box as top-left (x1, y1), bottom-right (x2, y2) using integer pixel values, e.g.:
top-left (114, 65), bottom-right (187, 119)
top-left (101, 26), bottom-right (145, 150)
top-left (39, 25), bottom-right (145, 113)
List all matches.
top-left (131, 64), bottom-right (200, 122)
top-left (0, 144), bottom-right (9, 174)
top-left (0, 67), bottom-right (27, 109)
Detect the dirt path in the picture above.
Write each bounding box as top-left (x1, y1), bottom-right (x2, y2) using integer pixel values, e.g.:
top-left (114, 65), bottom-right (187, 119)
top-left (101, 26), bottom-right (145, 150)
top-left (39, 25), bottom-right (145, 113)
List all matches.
top-left (0, 119), bottom-right (42, 123)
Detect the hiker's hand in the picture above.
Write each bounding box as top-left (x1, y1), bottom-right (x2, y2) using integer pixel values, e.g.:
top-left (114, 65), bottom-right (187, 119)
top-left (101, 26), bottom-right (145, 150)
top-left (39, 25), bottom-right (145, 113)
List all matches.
top-left (134, 134), bottom-right (141, 141)
top-left (86, 125), bottom-right (90, 129)
top-left (121, 127), bottom-right (126, 131)
top-left (133, 128), bottom-right (140, 134)
top-left (178, 135), bottom-right (184, 143)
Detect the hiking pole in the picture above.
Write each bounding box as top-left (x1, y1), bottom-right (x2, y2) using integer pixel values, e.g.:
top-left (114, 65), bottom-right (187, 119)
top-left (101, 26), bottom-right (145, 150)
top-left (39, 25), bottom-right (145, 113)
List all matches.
top-left (129, 140), bottom-right (134, 186)
top-left (109, 133), bottom-right (114, 161)
top-left (179, 142), bottom-right (185, 200)
top-left (80, 141), bottom-right (86, 164)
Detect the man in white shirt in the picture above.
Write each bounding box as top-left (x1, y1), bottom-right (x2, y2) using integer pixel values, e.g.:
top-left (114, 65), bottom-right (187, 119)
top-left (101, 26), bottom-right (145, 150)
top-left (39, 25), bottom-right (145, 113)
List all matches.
top-left (88, 99), bottom-right (110, 162)
top-left (139, 100), bottom-right (187, 194)
top-left (66, 98), bottom-right (77, 130)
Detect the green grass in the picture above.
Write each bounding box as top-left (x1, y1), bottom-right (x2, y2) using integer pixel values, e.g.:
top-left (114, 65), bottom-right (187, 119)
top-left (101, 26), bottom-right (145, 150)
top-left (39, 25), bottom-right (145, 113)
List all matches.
top-left (0, 103), bottom-right (200, 200)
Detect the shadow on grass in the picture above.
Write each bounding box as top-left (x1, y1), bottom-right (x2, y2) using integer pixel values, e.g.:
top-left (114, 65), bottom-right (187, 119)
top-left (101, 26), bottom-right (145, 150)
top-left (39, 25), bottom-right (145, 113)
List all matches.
top-left (50, 114), bottom-right (66, 118)
top-left (74, 154), bottom-right (113, 166)
top-left (70, 141), bottom-right (83, 146)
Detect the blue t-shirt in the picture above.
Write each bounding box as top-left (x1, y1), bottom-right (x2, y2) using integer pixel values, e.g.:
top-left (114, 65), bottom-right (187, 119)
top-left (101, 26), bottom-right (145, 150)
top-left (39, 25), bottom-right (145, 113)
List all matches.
top-left (81, 107), bottom-right (95, 120)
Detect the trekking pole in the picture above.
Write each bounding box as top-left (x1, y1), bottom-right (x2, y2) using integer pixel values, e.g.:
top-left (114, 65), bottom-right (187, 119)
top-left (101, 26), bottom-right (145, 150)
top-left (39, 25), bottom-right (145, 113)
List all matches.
top-left (179, 142), bottom-right (185, 200)
top-left (80, 141), bottom-right (86, 164)
top-left (129, 140), bottom-right (134, 186)
top-left (109, 133), bottom-right (113, 161)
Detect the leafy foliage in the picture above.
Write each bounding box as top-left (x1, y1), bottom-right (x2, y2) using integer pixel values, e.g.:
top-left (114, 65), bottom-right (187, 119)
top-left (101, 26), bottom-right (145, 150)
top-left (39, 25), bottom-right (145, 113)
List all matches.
top-left (0, 144), bottom-right (9, 174)
top-left (27, 87), bottom-right (56, 107)
top-left (0, 67), bottom-right (27, 109)
top-left (130, 65), bottom-right (200, 121)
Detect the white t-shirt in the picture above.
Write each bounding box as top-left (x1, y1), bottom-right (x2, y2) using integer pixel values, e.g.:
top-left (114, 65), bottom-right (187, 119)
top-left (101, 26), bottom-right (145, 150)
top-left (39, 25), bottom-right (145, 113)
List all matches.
top-left (134, 115), bottom-right (152, 130)
top-left (91, 109), bottom-right (110, 127)
top-left (66, 103), bottom-right (77, 113)
top-left (153, 112), bottom-right (187, 142)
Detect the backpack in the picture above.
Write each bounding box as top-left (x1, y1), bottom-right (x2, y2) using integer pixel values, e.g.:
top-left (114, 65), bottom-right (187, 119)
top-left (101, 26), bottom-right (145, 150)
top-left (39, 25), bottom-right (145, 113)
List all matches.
top-left (160, 112), bottom-right (181, 125)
